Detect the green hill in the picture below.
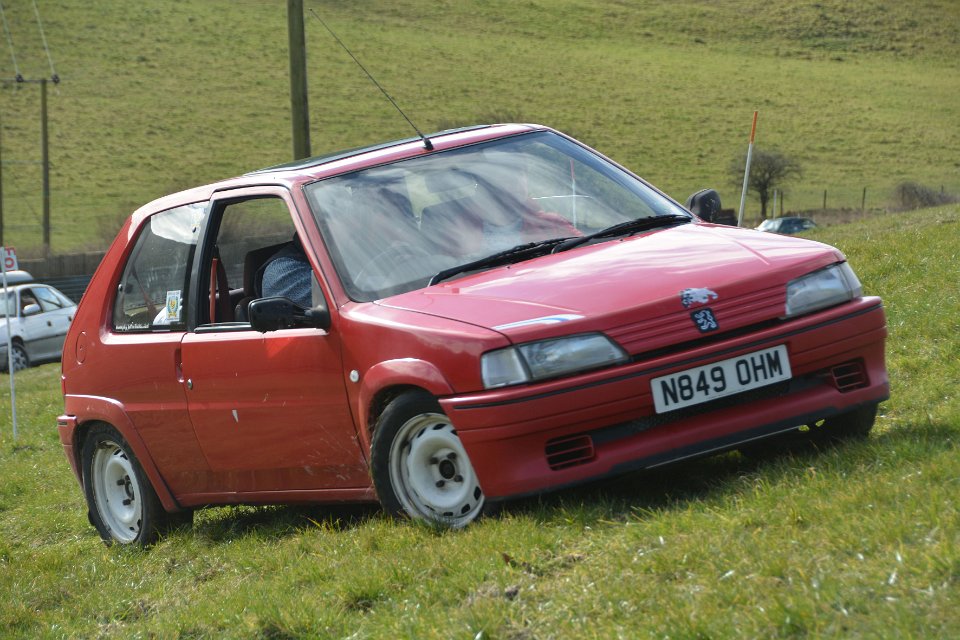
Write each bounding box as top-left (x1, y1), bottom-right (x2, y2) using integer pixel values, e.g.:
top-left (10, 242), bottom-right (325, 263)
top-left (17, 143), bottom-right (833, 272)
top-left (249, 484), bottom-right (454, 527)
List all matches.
top-left (1, 0), bottom-right (958, 254)
top-left (2, 204), bottom-right (959, 637)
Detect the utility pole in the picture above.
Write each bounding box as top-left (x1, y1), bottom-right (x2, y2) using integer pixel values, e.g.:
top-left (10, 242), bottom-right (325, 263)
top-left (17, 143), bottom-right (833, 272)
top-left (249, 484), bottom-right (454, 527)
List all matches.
top-left (2, 0), bottom-right (59, 254)
top-left (287, 0), bottom-right (311, 160)
top-left (0, 115), bottom-right (4, 247)
top-left (41, 78), bottom-right (50, 256)
top-left (0, 78), bottom-right (54, 253)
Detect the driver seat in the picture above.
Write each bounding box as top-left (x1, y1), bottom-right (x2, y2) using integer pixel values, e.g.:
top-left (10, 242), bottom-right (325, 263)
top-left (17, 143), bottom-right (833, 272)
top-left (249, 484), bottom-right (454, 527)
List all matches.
top-left (234, 241), bottom-right (289, 321)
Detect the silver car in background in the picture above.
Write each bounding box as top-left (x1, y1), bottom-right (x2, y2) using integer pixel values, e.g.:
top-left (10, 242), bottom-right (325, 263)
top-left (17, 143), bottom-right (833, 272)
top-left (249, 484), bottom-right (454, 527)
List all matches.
top-left (1, 277), bottom-right (78, 371)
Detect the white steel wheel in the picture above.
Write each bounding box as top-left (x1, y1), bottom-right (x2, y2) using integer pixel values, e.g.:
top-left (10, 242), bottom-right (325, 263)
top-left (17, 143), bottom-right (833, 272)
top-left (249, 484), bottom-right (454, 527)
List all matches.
top-left (372, 392), bottom-right (486, 528)
top-left (90, 440), bottom-right (145, 544)
top-left (81, 424), bottom-right (168, 546)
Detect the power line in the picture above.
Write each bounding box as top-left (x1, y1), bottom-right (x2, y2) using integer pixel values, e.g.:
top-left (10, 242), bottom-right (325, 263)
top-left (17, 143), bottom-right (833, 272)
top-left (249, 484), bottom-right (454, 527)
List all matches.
top-left (0, 1), bottom-right (22, 82)
top-left (0, 1), bottom-right (60, 253)
top-left (31, 0), bottom-right (57, 83)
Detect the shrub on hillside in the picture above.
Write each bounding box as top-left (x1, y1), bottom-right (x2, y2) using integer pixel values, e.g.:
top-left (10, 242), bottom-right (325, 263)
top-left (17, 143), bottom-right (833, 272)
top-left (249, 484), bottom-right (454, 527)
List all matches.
top-left (892, 182), bottom-right (958, 211)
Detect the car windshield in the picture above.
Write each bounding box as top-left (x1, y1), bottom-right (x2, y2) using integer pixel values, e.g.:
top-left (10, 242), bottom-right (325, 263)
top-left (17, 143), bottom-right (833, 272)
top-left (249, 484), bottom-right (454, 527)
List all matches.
top-left (305, 130), bottom-right (689, 301)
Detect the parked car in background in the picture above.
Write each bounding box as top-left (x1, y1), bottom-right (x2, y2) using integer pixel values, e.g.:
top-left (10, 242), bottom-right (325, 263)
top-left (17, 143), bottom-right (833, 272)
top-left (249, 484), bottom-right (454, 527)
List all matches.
top-left (57, 124), bottom-right (888, 545)
top-left (1, 278), bottom-right (78, 371)
top-left (3, 269), bottom-right (35, 285)
top-left (757, 216), bottom-right (817, 235)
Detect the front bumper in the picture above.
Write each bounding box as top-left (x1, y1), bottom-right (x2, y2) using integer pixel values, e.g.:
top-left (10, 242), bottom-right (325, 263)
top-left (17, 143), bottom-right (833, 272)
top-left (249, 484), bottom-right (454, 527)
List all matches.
top-left (440, 298), bottom-right (888, 500)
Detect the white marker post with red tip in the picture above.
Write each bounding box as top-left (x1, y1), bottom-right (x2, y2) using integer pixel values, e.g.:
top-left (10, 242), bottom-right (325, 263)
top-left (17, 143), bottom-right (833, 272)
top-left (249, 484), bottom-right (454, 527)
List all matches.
top-left (737, 111), bottom-right (759, 227)
top-left (2, 246), bottom-right (18, 441)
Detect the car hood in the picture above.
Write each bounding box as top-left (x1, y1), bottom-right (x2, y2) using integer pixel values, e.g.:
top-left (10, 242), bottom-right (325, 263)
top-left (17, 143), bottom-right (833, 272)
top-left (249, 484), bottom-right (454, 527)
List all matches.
top-left (377, 224), bottom-right (844, 354)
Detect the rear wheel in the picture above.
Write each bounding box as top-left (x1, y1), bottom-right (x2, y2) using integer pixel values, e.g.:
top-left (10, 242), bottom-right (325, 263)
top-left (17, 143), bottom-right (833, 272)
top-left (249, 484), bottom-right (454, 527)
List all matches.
top-left (371, 391), bottom-right (486, 528)
top-left (81, 424), bottom-right (171, 546)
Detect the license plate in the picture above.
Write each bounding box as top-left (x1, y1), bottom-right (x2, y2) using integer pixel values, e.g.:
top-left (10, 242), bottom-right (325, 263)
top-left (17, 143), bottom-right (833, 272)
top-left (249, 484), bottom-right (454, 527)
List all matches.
top-left (651, 345), bottom-right (791, 414)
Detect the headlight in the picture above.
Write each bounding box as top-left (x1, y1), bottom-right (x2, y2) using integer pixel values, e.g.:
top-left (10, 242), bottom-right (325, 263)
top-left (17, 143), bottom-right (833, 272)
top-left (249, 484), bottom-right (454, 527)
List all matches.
top-left (784, 262), bottom-right (862, 318)
top-left (481, 333), bottom-right (627, 389)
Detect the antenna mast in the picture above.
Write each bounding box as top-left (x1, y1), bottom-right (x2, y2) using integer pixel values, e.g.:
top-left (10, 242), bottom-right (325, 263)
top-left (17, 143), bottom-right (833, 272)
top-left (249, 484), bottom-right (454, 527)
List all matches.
top-left (308, 9), bottom-right (433, 151)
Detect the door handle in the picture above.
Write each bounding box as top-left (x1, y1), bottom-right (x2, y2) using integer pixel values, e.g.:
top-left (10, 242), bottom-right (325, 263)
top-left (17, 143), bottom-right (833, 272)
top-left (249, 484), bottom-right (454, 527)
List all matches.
top-left (174, 347), bottom-right (185, 383)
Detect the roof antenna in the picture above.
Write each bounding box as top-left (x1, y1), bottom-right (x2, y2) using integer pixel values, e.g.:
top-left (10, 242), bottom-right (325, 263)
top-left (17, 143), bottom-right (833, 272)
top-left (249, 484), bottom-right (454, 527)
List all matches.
top-left (308, 9), bottom-right (433, 151)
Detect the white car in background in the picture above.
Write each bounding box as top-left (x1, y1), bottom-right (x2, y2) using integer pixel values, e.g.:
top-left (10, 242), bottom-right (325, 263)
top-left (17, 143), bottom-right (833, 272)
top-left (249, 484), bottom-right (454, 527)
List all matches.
top-left (1, 273), bottom-right (78, 371)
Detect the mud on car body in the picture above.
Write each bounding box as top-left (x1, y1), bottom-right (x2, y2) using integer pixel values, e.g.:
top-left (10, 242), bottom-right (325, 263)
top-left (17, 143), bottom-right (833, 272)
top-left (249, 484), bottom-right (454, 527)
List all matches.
top-left (57, 124), bottom-right (888, 544)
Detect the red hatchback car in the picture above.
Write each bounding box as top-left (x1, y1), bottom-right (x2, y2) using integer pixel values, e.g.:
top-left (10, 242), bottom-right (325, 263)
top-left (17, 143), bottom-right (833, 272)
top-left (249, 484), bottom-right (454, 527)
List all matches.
top-left (58, 124), bottom-right (888, 545)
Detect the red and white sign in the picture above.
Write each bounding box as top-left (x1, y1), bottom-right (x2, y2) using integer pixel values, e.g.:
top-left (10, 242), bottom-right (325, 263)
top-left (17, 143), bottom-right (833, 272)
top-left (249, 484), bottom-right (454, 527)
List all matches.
top-left (2, 246), bottom-right (17, 272)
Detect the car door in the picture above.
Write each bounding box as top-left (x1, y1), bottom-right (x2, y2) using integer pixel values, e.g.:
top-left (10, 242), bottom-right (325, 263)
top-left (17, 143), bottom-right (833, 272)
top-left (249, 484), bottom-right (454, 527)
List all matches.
top-left (179, 190), bottom-right (368, 494)
top-left (106, 201), bottom-right (214, 497)
top-left (15, 288), bottom-right (59, 360)
top-left (31, 285), bottom-right (75, 359)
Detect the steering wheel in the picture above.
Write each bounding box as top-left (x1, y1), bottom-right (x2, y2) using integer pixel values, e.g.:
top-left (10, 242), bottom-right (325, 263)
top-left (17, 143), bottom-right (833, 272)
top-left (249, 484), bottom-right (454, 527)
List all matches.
top-left (354, 242), bottom-right (433, 290)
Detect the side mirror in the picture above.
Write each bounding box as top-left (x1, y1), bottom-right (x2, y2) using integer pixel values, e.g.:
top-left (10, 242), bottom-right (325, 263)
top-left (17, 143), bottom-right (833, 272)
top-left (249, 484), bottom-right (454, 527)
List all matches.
top-left (22, 303), bottom-right (41, 317)
top-left (685, 189), bottom-right (722, 222)
top-left (249, 296), bottom-right (331, 333)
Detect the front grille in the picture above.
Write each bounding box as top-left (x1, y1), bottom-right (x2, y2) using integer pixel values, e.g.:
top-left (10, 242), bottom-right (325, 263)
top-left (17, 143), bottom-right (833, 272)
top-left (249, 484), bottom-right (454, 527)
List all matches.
top-left (545, 434), bottom-right (595, 470)
top-left (608, 285), bottom-right (786, 356)
top-left (832, 360), bottom-right (868, 392)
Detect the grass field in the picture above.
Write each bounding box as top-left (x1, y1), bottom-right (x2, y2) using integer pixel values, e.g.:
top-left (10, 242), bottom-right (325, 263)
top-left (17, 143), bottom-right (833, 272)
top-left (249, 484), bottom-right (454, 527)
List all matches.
top-left (1, 205), bottom-right (958, 637)
top-left (0, 0), bottom-right (957, 255)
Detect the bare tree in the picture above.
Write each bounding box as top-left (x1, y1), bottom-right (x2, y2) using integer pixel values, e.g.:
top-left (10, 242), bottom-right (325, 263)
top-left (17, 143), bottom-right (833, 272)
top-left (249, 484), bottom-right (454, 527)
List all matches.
top-left (729, 149), bottom-right (802, 220)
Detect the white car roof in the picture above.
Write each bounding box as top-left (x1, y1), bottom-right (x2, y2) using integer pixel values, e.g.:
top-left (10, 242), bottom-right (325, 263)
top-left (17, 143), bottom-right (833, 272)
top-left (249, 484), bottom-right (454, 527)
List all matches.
top-left (2, 270), bottom-right (34, 285)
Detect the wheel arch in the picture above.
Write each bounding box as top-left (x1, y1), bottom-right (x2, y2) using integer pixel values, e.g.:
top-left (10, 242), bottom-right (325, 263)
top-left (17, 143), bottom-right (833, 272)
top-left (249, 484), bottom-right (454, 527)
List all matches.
top-left (356, 359), bottom-right (456, 453)
top-left (65, 395), bottom-right (182, 513)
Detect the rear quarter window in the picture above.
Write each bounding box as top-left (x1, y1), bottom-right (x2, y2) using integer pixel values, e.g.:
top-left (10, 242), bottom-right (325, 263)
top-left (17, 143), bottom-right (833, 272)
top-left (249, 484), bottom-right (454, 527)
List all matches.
top-left (113, 203), bottom-right (207, 332)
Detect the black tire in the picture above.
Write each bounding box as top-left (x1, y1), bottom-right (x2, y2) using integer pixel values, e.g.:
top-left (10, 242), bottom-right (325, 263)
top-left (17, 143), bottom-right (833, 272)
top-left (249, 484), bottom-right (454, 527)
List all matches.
top-left (11, 342), bottom-right (29, 371)
top-left (81, 424), bottom-right (171, 546)
top-left (370, 391), bottom-right (487, 528)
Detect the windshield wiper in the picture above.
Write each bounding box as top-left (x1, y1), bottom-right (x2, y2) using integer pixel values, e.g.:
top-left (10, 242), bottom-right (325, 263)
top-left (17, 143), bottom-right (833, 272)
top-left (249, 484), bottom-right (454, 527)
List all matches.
top-left (552, 214), bottom-right (691, 253)
top-left (429, 237), bottom-right (574, 286)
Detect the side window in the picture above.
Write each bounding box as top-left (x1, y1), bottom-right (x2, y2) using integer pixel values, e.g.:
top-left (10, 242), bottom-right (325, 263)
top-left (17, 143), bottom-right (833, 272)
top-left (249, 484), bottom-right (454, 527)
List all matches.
top-left (113, 203), bottom-right (207, 332)
top-left (204, 196), bottom-right (318, 325)
top-left (215, 198), bottom-right (296, 289)
top-left (19, 289), bottom-right (39, 313)
top-left (33, 286), bottom-right (68, 311)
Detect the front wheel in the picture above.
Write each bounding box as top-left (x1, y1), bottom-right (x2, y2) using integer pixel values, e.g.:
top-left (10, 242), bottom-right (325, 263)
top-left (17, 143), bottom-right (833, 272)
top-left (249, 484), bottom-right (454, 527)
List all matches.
top-left (10, 342), bottom-right (29, 371)
top-left (371, 392), bottom-right (486, 528)
top-left (81, 424), bottom-right (170, 546)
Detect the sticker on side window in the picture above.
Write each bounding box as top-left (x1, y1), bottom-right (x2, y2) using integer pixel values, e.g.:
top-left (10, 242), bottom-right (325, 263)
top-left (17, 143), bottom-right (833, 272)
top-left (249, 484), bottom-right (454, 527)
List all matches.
top-left (165, 290), bottom-right (182, 322)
